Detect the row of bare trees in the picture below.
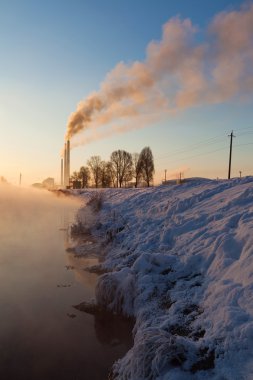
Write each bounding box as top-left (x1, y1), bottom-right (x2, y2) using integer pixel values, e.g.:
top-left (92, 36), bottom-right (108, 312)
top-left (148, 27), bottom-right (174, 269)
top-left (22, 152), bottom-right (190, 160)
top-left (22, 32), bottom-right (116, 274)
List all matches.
top-left (71, 147), bottom-right (154, 188)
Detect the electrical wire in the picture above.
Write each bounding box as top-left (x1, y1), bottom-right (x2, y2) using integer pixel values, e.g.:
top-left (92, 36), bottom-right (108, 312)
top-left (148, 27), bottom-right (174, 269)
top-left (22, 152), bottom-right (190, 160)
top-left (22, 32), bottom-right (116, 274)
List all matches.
top-left (236, 130), bottom-right (253, 137)
top-left (156, 134), bottom-right (225, 160)
top-left (162, 145), bottom-right (228, 165)
top-left (234, 142), bottom-right (253, 148)
top-left (156, 129), bottom-right (253, 163)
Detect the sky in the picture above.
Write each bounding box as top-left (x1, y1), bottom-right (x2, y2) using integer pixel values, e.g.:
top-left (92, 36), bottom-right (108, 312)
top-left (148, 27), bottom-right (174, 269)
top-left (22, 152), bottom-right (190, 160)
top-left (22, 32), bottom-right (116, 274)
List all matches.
top-left (1, 0), bottom-right (253, 186)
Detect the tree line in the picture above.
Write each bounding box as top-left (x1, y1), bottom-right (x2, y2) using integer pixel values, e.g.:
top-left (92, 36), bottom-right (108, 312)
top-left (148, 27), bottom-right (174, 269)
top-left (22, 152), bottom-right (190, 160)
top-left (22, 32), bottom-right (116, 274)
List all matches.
top-left (71, 146), bottom-right (155, 188)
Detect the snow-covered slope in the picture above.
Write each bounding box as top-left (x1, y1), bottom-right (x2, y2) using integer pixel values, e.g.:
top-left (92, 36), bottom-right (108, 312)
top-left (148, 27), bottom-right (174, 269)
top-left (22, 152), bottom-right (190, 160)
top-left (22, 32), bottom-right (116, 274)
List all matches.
top-left (79, 177), bottom-right (253, 379)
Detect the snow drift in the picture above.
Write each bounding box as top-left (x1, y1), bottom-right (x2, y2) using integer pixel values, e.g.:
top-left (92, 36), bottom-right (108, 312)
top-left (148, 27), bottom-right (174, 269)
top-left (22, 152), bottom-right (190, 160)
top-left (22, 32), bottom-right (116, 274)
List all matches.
top-left (77, 177), bottom-right (253, 379)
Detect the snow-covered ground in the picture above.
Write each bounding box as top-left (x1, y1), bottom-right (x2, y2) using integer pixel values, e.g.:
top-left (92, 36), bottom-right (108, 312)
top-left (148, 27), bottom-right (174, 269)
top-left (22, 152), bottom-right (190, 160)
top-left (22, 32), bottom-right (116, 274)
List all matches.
top-left (74, 177), bottom-right (253, 379)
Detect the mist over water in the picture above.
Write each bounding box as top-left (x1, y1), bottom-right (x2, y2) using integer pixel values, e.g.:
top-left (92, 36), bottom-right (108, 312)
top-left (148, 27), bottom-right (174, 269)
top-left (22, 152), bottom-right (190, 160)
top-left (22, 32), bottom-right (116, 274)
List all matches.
top-left (0, 185), bottom-right (132, 380)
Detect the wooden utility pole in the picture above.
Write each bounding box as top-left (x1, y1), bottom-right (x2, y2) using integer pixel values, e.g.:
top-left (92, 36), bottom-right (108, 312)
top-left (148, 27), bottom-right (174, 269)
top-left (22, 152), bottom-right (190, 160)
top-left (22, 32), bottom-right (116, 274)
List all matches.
top-left (239, 171), bottom-right (242, 178)
top-left (228, 131), bottom-right (235, 179)
top-left (164, 169), bottom-right (167, 183)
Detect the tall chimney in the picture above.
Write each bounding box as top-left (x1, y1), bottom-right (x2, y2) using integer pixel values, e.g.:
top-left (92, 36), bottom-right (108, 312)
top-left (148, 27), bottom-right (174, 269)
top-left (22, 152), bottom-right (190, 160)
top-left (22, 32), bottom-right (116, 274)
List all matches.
top-left (61, 158), bottom-right (63, 187)
top-left (63, 140), bottom-right (70, 188)
top-left (67, 139), bottom-right (70, 187)
top-left (64, 142), bottom-right (67, 187)
top-left (67, 140), bottom-right (70, 185)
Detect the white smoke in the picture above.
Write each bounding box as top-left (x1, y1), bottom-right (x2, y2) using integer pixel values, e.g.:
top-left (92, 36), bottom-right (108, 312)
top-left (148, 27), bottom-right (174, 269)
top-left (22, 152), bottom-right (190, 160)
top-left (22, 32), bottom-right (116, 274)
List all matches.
top-left (65, 2), bottom-right (253, 146)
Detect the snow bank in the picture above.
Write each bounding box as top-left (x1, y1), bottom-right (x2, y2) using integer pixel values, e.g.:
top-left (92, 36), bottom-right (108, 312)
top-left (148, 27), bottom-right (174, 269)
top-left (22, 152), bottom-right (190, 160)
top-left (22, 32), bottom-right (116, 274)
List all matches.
top-left (79, 178), bottom-right (253, 379)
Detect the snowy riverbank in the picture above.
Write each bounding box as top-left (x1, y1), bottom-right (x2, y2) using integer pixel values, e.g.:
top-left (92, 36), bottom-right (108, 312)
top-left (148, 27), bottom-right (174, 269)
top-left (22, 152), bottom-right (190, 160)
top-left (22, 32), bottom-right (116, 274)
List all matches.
top-left (72, 177), bottom-right (253, 379)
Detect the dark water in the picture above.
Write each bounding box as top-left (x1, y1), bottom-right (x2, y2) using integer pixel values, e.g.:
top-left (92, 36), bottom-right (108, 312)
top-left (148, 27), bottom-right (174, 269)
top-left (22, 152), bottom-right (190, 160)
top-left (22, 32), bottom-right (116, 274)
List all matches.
top-left (0, 188), bottom-right (132, 380)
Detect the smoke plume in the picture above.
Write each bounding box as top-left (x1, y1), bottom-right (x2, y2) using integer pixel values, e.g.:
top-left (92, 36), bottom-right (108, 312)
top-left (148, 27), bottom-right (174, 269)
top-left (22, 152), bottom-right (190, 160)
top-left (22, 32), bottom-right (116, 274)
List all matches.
top-left (65, 3), bottom-right (253, 145)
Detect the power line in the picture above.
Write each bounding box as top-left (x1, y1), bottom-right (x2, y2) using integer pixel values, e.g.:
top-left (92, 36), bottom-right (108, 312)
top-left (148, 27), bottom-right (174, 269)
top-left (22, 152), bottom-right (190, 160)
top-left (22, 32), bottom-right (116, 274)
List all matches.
top-left (236, 126), bottom-right (253, 132)
top-left (156, 135), bottom-right (225, 161)
top-left (236, 130), bottom-right (253, 137)
top-left (157, 129), bottom-right (253, 162)
top-left (234, 142), bottom-right (253, 148)
top-left (163, 145), bottom-right (228, 165)
top-left (158, 140), bottom-right (253, 167)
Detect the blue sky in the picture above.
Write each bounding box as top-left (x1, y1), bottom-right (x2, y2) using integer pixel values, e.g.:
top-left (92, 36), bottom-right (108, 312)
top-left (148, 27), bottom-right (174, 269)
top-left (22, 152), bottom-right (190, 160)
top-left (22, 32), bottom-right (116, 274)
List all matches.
top-left (0, 0), bottom-right (252, 185)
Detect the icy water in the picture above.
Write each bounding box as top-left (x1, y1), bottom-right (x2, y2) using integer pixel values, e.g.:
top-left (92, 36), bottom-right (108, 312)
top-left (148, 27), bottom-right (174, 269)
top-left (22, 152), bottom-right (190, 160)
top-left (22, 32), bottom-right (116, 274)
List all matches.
top-left (0, 187), bottom-right (132, 380)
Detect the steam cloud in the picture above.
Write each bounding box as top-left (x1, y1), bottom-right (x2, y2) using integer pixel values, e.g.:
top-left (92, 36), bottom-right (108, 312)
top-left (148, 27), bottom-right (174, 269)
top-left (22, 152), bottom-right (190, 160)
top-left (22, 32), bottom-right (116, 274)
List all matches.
top-left (65, 3), bottom-right (253, 145)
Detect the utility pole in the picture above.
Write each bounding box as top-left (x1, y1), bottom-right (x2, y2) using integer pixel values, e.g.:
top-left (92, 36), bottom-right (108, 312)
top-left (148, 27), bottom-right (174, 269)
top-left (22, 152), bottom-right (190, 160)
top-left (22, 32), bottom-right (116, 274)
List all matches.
top-left (228, 131), bottom-right (235, 180)
top-left (239, 171), bottom-right (242, 179)
top-left (164, 169), bottom-right (167, 183)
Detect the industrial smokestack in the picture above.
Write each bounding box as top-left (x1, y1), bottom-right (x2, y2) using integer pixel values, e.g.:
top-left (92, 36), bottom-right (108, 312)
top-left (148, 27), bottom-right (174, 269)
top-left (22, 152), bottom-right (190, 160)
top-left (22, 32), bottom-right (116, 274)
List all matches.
top-left (61, 158), bottom-right (63, 187)
top-left (67, 139), bottom-right (70, 187)
top-left (62, 140), bottom-right (70, 188)
top-left (64, 142), bottom-right (67, 187)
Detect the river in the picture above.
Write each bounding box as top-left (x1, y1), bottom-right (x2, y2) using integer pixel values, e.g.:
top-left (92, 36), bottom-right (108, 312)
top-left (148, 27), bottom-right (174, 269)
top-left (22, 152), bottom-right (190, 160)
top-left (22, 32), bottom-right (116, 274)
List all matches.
top-left (0, 186), bottom-right (132, 380)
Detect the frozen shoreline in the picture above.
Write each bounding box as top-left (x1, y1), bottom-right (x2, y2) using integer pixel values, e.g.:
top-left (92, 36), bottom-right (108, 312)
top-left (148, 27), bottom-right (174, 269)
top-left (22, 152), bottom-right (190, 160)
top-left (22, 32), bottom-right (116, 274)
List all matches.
top-left (72, 177), bottom-right (253, 379)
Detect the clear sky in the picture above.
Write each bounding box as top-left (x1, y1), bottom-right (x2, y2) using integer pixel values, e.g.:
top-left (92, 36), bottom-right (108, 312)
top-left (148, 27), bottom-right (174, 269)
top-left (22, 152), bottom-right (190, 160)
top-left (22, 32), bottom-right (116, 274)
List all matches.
top-left (1, 0), bottom-right (253, 186)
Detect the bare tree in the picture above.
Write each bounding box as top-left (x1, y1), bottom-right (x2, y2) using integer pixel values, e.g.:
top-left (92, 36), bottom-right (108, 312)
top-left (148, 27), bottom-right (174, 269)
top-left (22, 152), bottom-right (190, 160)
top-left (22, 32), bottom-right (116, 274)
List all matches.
top-left (110, 150), bottom-right (120, 187)
top-left (100, 162), bottom-right (107, 188)
top-left (79, 166), bottom-right (90, 188)
top-left (87, 156), bottom-right (102, 188)
top-left (138, 147), bottom-right (154, 187)
top-left (106, 161), bottom-right (117, 187)
top-left (110, 150), bottom-right (133, 188)
top-left (71, 171), bottom-right (79, 181)
top-left (132, 153), bottom-right (142, 188)
top-left (100, 161), bottom-right (114, 188)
